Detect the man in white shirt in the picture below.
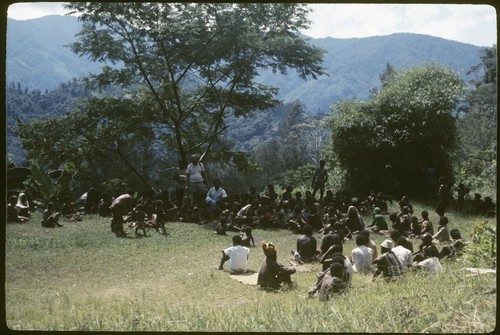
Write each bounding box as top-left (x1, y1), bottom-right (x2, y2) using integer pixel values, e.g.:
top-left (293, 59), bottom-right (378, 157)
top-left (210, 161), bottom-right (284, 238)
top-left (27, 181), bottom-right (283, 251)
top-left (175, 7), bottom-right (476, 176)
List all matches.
top-left (186, 154), bottom-right (208, 208)
top-left (350, 234), bottom-right (373, 273)
top-left (218, 235), bottom-right (250, 273)
top-left (206, 179), bottom-right (227, 218)
top-left (392, 237), bottom-right (414, 272)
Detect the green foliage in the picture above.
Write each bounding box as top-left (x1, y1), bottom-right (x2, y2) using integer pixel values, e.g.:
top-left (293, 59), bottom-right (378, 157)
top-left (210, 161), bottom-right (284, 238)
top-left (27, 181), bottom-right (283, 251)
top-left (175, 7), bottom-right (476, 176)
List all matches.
top-left (328, 63), bottom-right (467, 197)
top-left (464, 220), bottom-right (497, 268)
top-left (64, 2), bottom-right (326, 166)
top-left (30, 164), bottom-right (56, 202)
top-left (455, 45), bottom-right (497, 199)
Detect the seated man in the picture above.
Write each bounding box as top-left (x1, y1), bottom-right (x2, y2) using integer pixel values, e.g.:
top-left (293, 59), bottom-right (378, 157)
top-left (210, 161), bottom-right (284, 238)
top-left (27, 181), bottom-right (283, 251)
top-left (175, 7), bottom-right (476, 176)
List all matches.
top-left (317, 262), bottom-right (349, 301)
top-left (218, 235), bottom-right (250, 273)
top-left (413, 246), bottom-right (443, 274)
top-left (310, 252), bottom-right (351, 298)
top-left (258, 241), bottom-right (296, 290)
top-left (350, 234), bottom-right (373, 273)
top-left (438, 228), bottom-right (466, 260)
top-left (372, 239), bottom-right (404, 281)
top-left (292, 224), bottom-right (318, 264)
top-left (413, 233), bottom-right (439, 263)
top-left (205, 179), bottom-right (227, 220)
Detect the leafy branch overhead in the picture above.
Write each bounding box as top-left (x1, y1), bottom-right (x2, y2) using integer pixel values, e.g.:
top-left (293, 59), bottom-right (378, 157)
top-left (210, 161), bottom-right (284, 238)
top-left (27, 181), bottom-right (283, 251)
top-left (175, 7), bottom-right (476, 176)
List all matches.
top-left (65, 2), bottom-right (326, 167)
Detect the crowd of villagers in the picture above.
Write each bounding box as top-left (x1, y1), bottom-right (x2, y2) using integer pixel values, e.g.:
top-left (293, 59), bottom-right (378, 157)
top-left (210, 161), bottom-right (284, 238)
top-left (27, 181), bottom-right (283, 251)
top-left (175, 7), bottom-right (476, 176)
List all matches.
top-left (6, 155), bottom-right (496, 300)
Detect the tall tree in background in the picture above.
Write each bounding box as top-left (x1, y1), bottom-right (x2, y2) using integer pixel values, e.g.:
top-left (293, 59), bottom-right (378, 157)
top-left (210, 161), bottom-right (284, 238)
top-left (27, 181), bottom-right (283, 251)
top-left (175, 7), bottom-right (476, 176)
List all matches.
top-left (328, 63), bottom-right (467, 198)
top-left (455, 45), bottom-right (497, 195)
top-left (65, 2), bottom-right (326, 168)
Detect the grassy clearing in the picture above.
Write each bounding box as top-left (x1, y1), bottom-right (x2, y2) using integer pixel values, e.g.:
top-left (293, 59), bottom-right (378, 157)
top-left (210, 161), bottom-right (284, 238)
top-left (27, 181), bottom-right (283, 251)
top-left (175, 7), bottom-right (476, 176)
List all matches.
top-left (4, 202), bottom-right (496, 332)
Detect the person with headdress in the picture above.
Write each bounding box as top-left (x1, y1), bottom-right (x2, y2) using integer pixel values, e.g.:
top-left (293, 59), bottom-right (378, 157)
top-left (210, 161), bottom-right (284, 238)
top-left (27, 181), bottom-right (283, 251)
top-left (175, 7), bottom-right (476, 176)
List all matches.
top-left (257, 241), bottom-right (296, 290)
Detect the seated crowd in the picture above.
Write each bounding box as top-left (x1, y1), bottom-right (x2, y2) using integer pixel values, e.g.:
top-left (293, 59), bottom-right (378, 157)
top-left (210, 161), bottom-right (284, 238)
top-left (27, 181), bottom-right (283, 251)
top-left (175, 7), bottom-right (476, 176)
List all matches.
top-left (6, 177), bottom-right (492, 301)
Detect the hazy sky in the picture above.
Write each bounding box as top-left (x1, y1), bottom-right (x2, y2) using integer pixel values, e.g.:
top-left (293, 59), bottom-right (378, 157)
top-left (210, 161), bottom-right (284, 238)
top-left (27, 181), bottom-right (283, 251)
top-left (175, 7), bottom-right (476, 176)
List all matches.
top-left (6, 2), bottom-right (497, 47)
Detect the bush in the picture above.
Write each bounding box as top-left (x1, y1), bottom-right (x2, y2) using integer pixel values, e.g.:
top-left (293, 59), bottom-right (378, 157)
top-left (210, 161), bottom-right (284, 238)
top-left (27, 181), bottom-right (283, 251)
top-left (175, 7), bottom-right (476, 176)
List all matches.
top-left (463, 220), bottom-right (497, 268)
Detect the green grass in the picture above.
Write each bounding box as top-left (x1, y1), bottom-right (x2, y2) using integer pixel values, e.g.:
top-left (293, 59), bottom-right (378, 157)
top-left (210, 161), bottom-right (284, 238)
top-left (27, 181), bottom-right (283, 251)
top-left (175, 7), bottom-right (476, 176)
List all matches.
top-left (4, 202), bottom-right (497, 332)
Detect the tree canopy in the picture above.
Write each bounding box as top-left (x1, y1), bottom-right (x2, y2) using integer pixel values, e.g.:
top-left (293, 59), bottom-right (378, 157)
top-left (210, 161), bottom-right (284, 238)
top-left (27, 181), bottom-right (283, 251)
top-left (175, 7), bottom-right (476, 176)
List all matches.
top-left (328, 63), bottom-right (467, 198)
top-left (64, 2), bottom-right (326, 168)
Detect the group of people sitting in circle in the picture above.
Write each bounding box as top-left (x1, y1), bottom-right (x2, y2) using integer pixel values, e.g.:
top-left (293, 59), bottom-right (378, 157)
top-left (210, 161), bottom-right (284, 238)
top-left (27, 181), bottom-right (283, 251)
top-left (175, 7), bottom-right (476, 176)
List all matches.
top-left (216, 207), bottom-right (467, 301)
top-left (5, 162), bottom-right (494, 302)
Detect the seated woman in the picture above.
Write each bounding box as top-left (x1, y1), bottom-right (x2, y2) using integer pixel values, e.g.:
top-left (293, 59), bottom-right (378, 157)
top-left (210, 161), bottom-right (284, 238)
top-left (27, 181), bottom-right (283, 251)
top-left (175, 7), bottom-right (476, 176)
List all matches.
top-left (258, 241), bottom-right (296, 291)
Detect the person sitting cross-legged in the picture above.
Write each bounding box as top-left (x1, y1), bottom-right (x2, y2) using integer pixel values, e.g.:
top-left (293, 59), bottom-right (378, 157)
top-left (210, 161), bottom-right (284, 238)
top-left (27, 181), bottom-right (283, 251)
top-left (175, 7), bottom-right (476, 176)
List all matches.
top-left (258, 241), bottom-right (296, 291)
top-left (218, 234), bottom-right (250, 274)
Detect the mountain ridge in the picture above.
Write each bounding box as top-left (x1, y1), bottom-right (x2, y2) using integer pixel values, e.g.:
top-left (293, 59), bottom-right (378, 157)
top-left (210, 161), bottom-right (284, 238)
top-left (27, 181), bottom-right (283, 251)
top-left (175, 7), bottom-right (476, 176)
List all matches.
top-left (6, 15), bottom-right (485, 113)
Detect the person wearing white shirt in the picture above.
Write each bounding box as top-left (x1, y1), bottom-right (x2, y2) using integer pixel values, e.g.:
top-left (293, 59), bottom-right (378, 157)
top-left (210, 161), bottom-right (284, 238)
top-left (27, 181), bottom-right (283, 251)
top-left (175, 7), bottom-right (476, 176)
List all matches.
top-left (186, 154), bottom-right (208, 208)
top-left (218, 235), bottom-right (250, 273)
top-left (413, 244), bottom-right (443, 274)
top-left (392, 237), bottom-right (414, 272)
top-left (206, 179), bottom-right (227, 218)
top-left (350, 234), bottom-right (373, 273)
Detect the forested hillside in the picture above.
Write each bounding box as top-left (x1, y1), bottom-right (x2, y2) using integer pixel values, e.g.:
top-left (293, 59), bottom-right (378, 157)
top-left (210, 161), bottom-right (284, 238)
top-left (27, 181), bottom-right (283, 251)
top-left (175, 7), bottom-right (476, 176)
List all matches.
top-left (7, 15), bottom-right (485, 113)
top-left (6, 10), bottom-right (495, 201)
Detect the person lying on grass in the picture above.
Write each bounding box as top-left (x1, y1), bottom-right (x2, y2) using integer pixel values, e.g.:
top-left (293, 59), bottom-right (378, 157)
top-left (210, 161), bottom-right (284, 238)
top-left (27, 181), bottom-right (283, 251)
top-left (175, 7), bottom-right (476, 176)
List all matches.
top-left (218, 234), bottom-right (250, 273)
top-left (258, 241), bottom-right (296, 291)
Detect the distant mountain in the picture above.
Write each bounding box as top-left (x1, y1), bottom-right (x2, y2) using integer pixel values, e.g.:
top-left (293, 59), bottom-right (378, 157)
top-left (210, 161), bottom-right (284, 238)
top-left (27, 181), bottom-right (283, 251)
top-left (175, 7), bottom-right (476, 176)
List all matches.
top-left (7, 15), bottom-right (485, 113)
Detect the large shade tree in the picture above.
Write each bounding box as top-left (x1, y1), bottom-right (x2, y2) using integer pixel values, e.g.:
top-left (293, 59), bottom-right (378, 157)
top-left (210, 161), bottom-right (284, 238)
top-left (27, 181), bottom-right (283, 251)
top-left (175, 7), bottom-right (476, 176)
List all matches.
top-left (64, 2), bottom-right (326, 168)
top-left (328, 63), bottom-right (467, 198)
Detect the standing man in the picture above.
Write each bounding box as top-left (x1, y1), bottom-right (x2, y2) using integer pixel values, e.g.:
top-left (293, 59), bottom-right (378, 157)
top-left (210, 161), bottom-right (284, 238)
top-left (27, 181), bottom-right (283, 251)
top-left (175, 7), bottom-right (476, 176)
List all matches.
top-left (311, 159), bottom-right (328, 201)
top-left (185, 154), bottom-right (208, 209)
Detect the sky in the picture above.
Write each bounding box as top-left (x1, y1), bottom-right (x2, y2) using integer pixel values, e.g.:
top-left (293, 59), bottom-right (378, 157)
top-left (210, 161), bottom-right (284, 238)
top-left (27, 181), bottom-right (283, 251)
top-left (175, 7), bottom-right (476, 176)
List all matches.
top-left (6, 2), bottom-right (497, 47)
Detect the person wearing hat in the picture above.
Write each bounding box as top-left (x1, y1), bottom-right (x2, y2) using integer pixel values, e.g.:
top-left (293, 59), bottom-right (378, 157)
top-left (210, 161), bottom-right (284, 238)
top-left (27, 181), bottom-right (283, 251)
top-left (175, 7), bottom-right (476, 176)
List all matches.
top-left (257, 241), bottom-right (296, 290)
top-left (372, 239), bottom-right (404, 281)
top-left (433, 216), bottom-right (451, 242)
top-left (413, 233), bottom-right (439, 262)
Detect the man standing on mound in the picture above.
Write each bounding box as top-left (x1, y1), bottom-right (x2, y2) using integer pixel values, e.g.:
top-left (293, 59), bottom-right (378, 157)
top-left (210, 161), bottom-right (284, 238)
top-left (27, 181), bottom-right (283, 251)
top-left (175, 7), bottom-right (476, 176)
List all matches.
top-left (218, 235), bottom-right (250, 273)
